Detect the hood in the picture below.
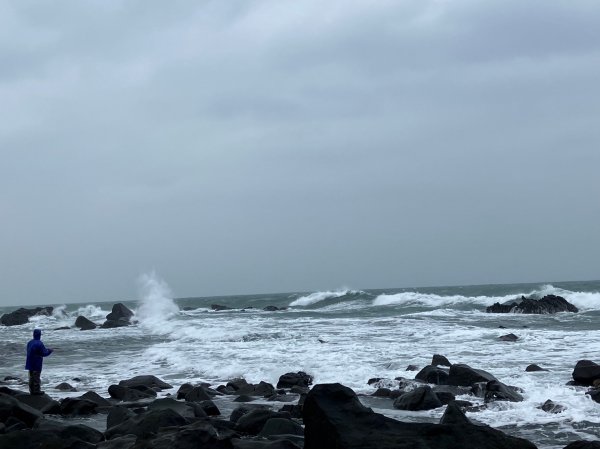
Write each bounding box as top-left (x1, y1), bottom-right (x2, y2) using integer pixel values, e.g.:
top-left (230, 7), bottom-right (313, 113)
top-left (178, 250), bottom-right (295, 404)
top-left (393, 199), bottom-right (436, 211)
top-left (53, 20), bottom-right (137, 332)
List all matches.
top-left (33, 329), bottom-right (42, 340)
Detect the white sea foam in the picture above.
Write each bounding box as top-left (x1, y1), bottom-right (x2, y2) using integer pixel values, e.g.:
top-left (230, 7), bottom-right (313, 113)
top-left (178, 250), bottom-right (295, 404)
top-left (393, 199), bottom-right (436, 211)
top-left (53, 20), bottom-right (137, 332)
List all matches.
top-left (135, 272), bottom-right (180, 332)
top-left (75, 305), bottom-right (108, 319)
top-left (289, 289), bottom-right (360, 307)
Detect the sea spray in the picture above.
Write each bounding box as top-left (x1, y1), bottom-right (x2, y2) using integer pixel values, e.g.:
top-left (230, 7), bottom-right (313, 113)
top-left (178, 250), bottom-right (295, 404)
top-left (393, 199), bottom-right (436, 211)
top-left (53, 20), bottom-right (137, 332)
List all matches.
top-left (136, 272), bottom-right (180, 332)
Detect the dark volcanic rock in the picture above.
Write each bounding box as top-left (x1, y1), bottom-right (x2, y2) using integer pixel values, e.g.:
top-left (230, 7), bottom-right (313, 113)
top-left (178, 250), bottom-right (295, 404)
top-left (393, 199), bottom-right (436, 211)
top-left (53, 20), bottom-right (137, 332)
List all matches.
top-left (233, 439), bottom-right (301, 449)
top-left (572, 360), bottom-right (600, 386)
top-left (105, 408), bottom-right (187, 439)
top-left (108, 384), bottom-right (155, 401)
top-left (185, 386), bottom-right (212, 402)
top-left (446, 364), bottom-right (497, 387)
top-left (439, 401), bottom-right (472, 425)
top-left (526, 364), bottom-right (548, 372)
top-left (0, 307), bottom-right (53, 326)
top-left (539, 399), bottom-right (566, 414)
top-left (55, 382), bottom-right (77, 391)
top-left (135, 421), bottom-right (234, 449)
top-left (277, 372), bottom-right (313, 389)
top-left (432, 354), bottom-right (451, 367)
top-left (106, 303), bottom-right (134, 322)
top-left (75, 316), bottom-right (97, 330)
top-left (60, 397), bottom-right (98, 415)
top-left (484, 380), bottom-right (524, 403)
top-left (563, 442), bottom-right (600, 449)
top-left (177, 383), bottom-right (194, 399)
top-left (14, 393), bottom-right (61, 414)
top-left (486, 295), bottom-right (578, 314)
top-left (34, 419), bottom-right (104, 443)
top-left (211, 304), bottom-right (232, 311)
top-left (499, 333), bottom-right (519, 342)
top-left (79, 391), bottom-right (112, 407)
top-left (0, 393), bottom-right (43, 427)
top-left (147, 397), bottom-right (205, 419)
top-left (118, 375), bottom-right (172, 391)
top-left (258, 417), bottom-right (304, 438)
top-left (303, 383), bottom-right (536, 449)
top-left (236, 409), bottom-right (292, 435)
top-left (415, 365), bottom-right (449, 384)
top-left (97, 434), bottom-right (137, 449)
top-left (106, 405), bottom-right (135, 430)
top-left (393, 386), bottom-right (443, 411)
top-left (585, 389), bottom-right (600, 403)
top-left (405, 365), bottom-right (419, 371)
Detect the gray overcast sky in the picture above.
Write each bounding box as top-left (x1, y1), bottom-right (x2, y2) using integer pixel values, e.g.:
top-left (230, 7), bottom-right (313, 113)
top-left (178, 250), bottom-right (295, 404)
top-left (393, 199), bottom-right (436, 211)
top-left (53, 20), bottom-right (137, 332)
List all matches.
top-left (1, 0), bottom-right (599, 306)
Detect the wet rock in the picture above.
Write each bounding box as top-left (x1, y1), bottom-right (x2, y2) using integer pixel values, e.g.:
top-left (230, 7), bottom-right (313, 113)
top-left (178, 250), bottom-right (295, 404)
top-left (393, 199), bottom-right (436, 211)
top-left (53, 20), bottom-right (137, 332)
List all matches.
top-left (303, 382), bottom-right (536, 449)
top-left (539, 399), bottom-right (566, 414)
top-left (35, 419), bottom-right (104, 443)
top-left (563, 442), bottom-right (600, 449)
top-left (136, 420), bottom-right (233, 449)
top-left (585, 389), bottom-right (600, 403)
top-left (526, 364), bottom-right (547, 372)
top-left (108, 385), bottom-right (155, 402)
top-left (255, 381), bottom-right (276, 397)
top-left (0, 307), bottom-right (53, 326)
top-left (185, 386), bottom-right (212, 402)
top-left (211, 304), bottom-right (232, 311)
top-left (106, 303), bottom-right (134, 322)
top-left (439, 401), bottom-right (472, 425)
top-left (499, 333), bottom-right (519, 342)
top-left (233, 439), bottom-right (302, 449)
top-left (56, 382), bottom-right (77, 391)
top-left (415, 365), bottom-right (449, 384)
top-left (405, 365), bottom-right (419, 371)
top-left (258, 417), bottom-right (304, 438)
top-left (236, 409), bottom-right (292, 435)
top-left (106, 405), bottom-right (135, 429)
top-left (105, 408), bottom-right (187, 439)
top-left (234, 395), bottom-right (255, 403)
top-left (572, 360), bottom-right (600, 386)
top-left (75, 316), bottom-right (97, 330)
top-left (277, 372), bottom-right (313, 389)
top-left (198, 399), bottom-right (220, 416)
top-left (393, 385), bottom-right (443, 411)
top-left (78, 391), bottom-right (112, 407)
top-left (263, 305), bottom-right (280, 311)
top-left (14, 393), bottom-right (61, 414)
top-left (118, 375), bottom-right (172, 391)
top-left (97, 434), bottom-right (137, 449)
top-left (367, 378), bottom-right (382, 385)
top-left (372, 388), bottom-right (392, 397)
top-left (177, 383), bottom-right (194, 399)
top-left (231, 405), bottom-right (266, 423)
top-left (484, 380), bottom-right (524, 402)
top-left (446, 364), bottom-right (497, 387)
top-left (147, 397), bottom-right (205, 419)
top-left (432, 354), bottom-right (451, 367)
top-left (486, 295), bottom-right (578, 314)
top-left (60, 397), bottom-right (99, 415)
top-left (0, 393), bottom-right (43, 427)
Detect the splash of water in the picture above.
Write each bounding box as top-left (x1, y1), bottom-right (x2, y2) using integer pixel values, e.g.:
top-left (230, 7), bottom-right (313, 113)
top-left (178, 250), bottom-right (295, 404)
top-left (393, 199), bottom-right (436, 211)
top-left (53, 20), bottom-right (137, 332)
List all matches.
top-left (136, 272), bottom-right (180, 330)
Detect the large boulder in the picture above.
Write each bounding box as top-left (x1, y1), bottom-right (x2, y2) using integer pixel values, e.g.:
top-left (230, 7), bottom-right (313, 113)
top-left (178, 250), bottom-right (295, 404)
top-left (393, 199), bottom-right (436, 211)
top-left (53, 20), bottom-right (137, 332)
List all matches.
top-left (486, 295), bottom-right (578, 314)
top-left (102, 303), bottom-right (134, 328)
top-left (108, 384), bottom-right (156, 401)
top-left (78, 391), bottom-right (112, 407)
top-left (60, 397), bottom-right (98, 415)
top-left (572, 360), bottom-right (600, 386)
top-left (432, 354), bottom-right (452, 367)
top-left (277, 372), bottom-right (313, 389)
top-left (147, 397), bottom-right (206, 419)
top-left (118, 375), bottom-right (172, 391)
top-left (14, 393), bottom-right (61, 414)
top-left (393, 386), bottom-right (443, 411)
top-left (483, 380), bottom-right (524, 403)
top-left (303, 383), bottom-right (537, 449)
top-left (258, 417), bottom-right (304, 438)
top-left (105, 408), bottom-right (187, 439)
top-left (415, 365), bottom-right (449, 384)
top-left (236, 409), bottom-right (292, 435)
top-left (0, 393), bottom-right (43, 427)
top-left (563, 442), bottom-right (600, 449)
top-left (134, 420), bottom-right (233, 449)
top-left (75, 316), bottom-right (97, 330)
top-left (446, 364), bottom-right (497, 387)
top-left (0, 307), bottom-right (53, 326)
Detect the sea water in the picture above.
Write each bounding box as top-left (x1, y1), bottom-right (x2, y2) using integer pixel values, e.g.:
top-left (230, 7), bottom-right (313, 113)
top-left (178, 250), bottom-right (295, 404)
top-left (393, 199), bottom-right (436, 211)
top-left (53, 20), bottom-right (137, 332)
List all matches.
top-left (1, 277), bottom-right (600, 448)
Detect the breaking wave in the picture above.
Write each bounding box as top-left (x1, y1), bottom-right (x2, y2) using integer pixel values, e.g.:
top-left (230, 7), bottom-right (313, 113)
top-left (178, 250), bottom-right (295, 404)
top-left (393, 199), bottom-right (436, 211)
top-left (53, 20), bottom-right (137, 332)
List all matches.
top-left (289, 289), bottom-right (363, 307)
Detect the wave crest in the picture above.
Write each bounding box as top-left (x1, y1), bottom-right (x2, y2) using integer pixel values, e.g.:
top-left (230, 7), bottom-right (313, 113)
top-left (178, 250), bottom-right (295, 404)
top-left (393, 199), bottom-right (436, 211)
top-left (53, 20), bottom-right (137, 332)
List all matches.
top-left (289, 289), bottom-right (362, 307)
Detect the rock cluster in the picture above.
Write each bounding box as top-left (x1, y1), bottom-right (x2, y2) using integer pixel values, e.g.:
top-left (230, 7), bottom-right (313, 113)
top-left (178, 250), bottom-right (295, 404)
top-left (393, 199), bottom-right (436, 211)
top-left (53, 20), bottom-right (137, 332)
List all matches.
top-left (0, 307), bottom-right (54, 326)
top-left (486, 295), bottom-right (578, 314)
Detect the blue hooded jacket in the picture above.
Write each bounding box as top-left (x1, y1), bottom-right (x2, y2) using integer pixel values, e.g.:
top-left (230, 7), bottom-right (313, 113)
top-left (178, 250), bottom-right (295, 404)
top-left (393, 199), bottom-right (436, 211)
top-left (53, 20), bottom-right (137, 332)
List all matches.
top-left (25, 329), bottom-right (53, 372)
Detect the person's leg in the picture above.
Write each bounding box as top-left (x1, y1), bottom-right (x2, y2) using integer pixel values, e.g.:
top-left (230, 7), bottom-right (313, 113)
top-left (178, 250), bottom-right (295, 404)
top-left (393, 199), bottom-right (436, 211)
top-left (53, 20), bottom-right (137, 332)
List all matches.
top-left (30, 371), bottom-right (41, 394)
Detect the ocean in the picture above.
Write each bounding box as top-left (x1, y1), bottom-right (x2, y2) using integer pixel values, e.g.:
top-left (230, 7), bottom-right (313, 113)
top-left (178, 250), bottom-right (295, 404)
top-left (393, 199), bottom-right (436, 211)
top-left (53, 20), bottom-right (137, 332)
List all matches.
top-left (1, 277), bottom-right (600, 448)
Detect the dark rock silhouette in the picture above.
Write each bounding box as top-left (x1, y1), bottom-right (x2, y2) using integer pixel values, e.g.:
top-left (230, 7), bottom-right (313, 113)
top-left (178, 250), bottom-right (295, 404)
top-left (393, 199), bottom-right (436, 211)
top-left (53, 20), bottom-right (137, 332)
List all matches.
top-left (102, 303), bottom-right (134, 328)
top-left (75, 315), bottom-right (97, 330)
top-left (486, 295), bottom-right (578, 314)
top-left (432, 354), bottom-right (451, 367)
top-left (277, 372), bottom-right (313, 389)
top-left (572, 360), bottom-right (600, 386)
top-left (0, 307), bottom-right (53, 326)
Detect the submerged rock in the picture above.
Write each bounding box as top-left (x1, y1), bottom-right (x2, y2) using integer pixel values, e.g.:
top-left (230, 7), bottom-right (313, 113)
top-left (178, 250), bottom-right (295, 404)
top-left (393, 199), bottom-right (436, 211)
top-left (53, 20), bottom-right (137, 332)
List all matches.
top-left (486, 295), bottom-right (578, 314)
top-left (526, 364), bottom-right (548, 372)
top-left (499, 333), bottom-right (519, 342)
top-left (539, 399), bottom-right (566, 414)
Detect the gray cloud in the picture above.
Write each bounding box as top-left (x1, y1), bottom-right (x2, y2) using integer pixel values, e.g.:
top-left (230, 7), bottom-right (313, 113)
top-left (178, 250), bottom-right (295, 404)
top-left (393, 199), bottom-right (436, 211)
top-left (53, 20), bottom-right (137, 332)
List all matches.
top-left (1, 0), bottom-right (599, 306)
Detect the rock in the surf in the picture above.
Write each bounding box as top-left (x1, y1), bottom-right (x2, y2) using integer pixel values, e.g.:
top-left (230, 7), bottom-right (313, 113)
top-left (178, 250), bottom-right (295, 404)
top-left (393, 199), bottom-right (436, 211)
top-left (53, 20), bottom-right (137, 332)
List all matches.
top-left (572, 360), bottom-right (600, 386)
top-left (499, 333), bottom-right (519, 342)
top-left (277, 372), bottom-right (313, 389)
top-left (302, 382), bottom-right (537, 449)
top-left (483, 380), bottom-right (524, 402)
top-left (101, 303), bottom-right (134, 328)
top-left (118, 375), bottom-right (172, 391)
top-left (0, 307), bottom-right (54, 326)
top-left (486, 295), bottom-right (578, 314)
top-left (539, 399), bottom-right (566, 414)
top-left (432, 354), bottom-right (452, 367)
top-left (75, 315), bottom-right (97, 330)
top-left (393, 385), bottom-right (443, 411)
top-left (415, 365), bottom-right (449, 384)
top-left (446, 364), bottom-right (497, 387)
top-left (526, 364), bottom-right (548, 372)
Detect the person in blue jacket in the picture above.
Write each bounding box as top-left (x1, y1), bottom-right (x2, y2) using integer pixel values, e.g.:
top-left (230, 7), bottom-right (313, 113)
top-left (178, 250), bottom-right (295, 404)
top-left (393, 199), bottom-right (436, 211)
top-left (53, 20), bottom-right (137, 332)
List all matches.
top-left (25, 329), bottom-right (53, 395)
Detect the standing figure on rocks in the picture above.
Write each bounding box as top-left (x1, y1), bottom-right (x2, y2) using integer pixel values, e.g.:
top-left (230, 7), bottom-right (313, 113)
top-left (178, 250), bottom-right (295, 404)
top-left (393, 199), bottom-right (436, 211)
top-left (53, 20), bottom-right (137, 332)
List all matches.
top-left (25, 329), bottom-right (53, 395)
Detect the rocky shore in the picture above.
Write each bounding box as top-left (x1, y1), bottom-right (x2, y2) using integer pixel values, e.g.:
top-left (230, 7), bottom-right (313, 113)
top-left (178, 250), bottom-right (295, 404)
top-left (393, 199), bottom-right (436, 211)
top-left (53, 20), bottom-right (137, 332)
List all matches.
top-left (2, 356), bottom-right (600, 449)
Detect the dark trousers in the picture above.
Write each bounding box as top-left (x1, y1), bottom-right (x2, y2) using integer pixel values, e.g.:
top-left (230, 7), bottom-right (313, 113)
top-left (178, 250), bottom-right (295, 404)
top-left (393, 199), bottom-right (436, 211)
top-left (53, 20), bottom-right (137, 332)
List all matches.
top-left (28, 370), bottom-right (41, 394)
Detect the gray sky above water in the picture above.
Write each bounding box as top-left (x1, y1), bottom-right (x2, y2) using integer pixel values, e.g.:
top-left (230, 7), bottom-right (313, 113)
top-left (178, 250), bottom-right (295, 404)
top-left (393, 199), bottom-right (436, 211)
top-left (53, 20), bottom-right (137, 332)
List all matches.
top-left (1, 1), bottom-right (599, 306)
